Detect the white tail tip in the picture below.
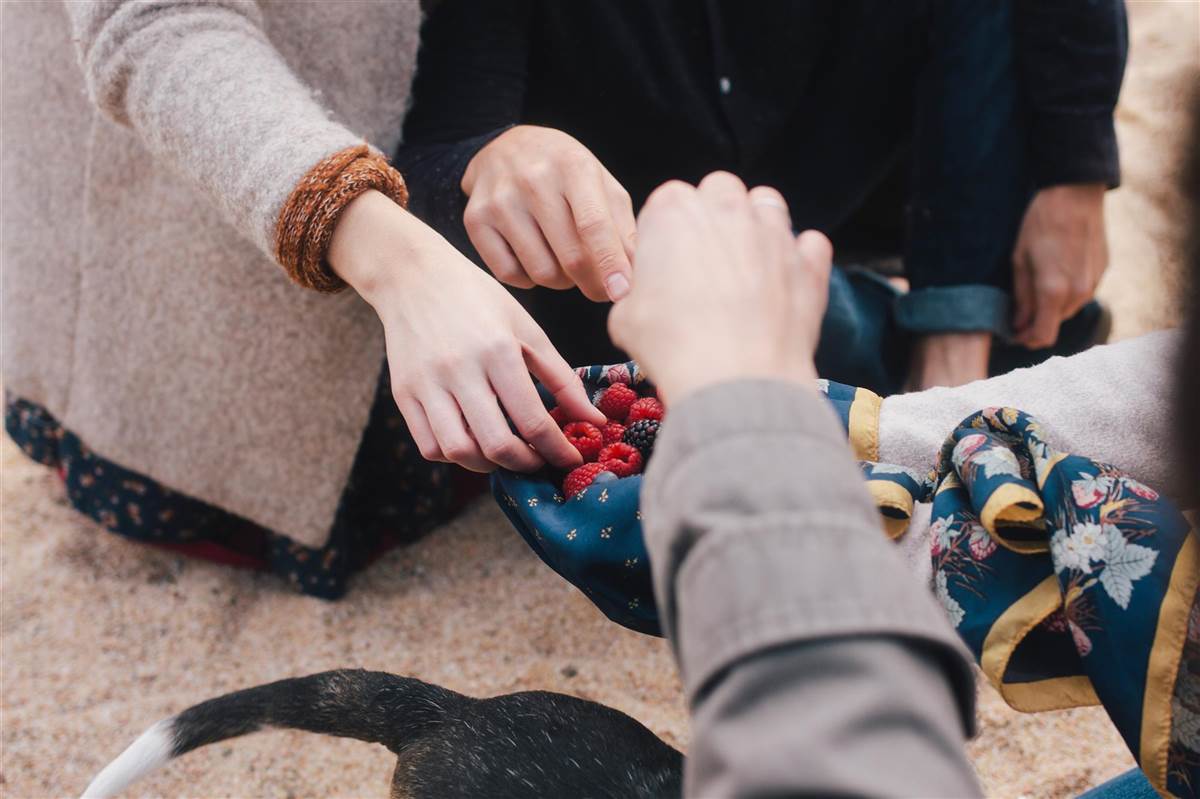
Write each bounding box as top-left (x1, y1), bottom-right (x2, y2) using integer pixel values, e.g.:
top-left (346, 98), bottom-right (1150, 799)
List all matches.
top-left (80, 718), bottom-right (175, 798)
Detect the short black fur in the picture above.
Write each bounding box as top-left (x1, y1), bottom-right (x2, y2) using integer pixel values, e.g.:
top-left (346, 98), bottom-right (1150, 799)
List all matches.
top-left (167, 669), bottom-right (682, 799)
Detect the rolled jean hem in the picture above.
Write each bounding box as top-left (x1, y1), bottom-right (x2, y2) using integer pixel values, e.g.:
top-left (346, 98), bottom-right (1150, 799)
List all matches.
top-left (894, 285), bottom-right (1012, 337)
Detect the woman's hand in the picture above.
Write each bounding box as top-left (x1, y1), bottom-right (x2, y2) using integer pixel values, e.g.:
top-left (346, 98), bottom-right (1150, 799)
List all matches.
top-left (329, 190), bottom-right (605, 472)
top-left (608, 173), bottom-right (833, 405)
top-left (461, 125), bottom-right (637, 302)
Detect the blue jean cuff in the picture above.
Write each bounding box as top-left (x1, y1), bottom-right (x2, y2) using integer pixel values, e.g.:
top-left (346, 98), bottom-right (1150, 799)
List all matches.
top-left (894, 285), bottom-right (1011, 337)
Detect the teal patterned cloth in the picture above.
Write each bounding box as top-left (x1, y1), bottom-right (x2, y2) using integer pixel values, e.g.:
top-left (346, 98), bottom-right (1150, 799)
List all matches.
top-left (493, 362), bottom-right (659, 635)
top-left (493, 370), bottom-right (1200, 797)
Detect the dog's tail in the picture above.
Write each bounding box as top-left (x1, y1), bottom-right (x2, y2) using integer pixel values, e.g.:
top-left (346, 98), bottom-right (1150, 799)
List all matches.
top-left (80, 669), bottom-right (459, 798)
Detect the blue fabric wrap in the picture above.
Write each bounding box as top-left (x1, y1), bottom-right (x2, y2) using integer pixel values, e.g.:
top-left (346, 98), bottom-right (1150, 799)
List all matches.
top-left (493, 365), bottom-right (1200, 796)
top-left (491, 366), bottom-right (860, 637)
top-left (492, 362), bottom-right (661, 635)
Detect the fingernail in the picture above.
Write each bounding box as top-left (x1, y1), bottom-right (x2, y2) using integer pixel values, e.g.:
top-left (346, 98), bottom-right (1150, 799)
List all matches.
top-left (605, 273), bottom-right (630, 301)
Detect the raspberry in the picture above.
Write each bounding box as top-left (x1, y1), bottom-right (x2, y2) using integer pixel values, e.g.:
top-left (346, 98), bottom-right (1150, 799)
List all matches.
top-left (595, 384), bottom-right (638, 422)
top-left (563, 462), bottom-right (612, 498)
top-left (601, 421), bottom-right (626, 445)
top-left (622, 419), bottom-right (660, 458)
top-left (549, 406), bottom-right (568, 426)
top-left (627, 397), bottom-right (664, 423)
top-left (562, 421), bottom-right (603, 462)
top-left (598, 442), bottom-right (643, 477)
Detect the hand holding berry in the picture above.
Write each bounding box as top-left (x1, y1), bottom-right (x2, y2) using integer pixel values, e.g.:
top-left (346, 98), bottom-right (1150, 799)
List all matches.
top-left (607, 173), bottom-right (833, 405)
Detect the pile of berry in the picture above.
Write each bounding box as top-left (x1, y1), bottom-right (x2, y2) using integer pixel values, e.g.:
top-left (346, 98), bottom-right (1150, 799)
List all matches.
top-left (551, 384), bottom-right (664, 498)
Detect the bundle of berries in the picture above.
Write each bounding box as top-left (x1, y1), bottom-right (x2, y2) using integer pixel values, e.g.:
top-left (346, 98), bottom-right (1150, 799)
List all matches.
top-left (552, 384), bottom-right (665, 498)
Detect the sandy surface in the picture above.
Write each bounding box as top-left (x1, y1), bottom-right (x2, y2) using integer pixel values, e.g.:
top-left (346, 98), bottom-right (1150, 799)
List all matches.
top-left (2, 3), bottom-right (1198, 797)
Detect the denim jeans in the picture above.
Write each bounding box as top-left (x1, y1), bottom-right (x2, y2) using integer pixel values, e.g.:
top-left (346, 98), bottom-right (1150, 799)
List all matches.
top-left (1077, 769), bottom-right (1157, 799)
top-left (899, 0), bottom-right (1030, 338)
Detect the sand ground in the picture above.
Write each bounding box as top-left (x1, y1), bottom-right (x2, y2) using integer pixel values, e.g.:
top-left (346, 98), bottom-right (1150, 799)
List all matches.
top-left (2, 3), bottom-right (1198, 797)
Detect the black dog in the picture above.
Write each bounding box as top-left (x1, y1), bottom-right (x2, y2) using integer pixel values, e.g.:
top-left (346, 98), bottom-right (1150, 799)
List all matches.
top-left (81, 669), bottom-right (683, 798)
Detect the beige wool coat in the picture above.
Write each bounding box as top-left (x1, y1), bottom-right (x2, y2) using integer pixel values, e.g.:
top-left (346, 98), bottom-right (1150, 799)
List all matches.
top-left (1, 1), bottom-right (423, 548)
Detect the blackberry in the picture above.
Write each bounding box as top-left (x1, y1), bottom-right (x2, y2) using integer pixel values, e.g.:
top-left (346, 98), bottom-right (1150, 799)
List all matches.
top-left (622, 419), bottom-right (660, 458)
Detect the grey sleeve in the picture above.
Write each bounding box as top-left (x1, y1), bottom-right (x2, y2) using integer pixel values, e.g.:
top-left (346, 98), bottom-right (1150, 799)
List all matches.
top-left (65, 0), bottom-right (363, 257)
top-left (642, 380), bottom-right (981, 798)
top-left (689, 639), bottom-right (980, 798)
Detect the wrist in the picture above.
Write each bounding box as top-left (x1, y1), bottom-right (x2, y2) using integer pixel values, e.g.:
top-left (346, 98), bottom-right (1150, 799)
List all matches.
top-left (328, 190), bottom-right (442, 307)
top-left (657, 359), bottom-right (818, 407)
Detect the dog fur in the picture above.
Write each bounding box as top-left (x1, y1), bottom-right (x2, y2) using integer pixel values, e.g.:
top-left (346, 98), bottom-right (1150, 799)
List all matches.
top-left (81, 669), bottom-right (683, 798)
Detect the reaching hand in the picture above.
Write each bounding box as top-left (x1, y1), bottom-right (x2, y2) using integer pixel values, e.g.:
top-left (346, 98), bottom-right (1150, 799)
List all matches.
top-left (1011, 184), bottom-right (1108, 349)
top-left (462, 125), bottom-right (637, 302)
top-left (329, 190), bottom-right (605, 473)
top-left (608, 172), bottom-right (833, 405)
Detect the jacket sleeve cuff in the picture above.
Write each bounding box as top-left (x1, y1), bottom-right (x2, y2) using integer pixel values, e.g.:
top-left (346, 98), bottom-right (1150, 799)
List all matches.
top-left (1028, 112), bottom-right (1121, 190)
top-left (273, 144), bottom-right (409, 293)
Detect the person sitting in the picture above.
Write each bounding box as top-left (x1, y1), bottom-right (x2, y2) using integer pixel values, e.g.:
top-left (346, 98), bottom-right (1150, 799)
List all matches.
top-left (396, 0), bottom-right (1126, 394)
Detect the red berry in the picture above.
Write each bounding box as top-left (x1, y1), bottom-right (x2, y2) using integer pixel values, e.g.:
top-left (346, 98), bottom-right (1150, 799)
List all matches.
top-left (563, 462), bottom-right (610, 498)
top-left (627, 396), bottom-right (664, 422)
top-left (598, 442), bottom-right (643, 477)
top-left (562, 421), bottom-right (603, 462)
top-left (601, 422), bottom-right (626, 445)
top-left (596, 384), bottom-right (638, 422)
top-left (549, 406), bottom-right (568, 426)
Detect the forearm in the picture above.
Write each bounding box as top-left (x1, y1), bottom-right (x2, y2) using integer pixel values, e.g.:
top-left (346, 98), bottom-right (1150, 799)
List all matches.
top-left (881, 330), bottom-right (1180, 492)
top-left (643, 380), bottom-right (977, 796)
top-left (688, 638), bottom-right (981, 797)
top-left (67, 1), bottom-right (369, 262)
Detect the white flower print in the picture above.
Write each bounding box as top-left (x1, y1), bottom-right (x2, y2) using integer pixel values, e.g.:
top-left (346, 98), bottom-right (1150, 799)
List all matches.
top-left (1050, 522), bottom-right (1106, 574)
top-left (967, 521), bottom-right (997, 560)
top-left (1121, 477), bottom-right (1160, 502)
top-left (930, 516), bottom-right (959, 557)
top-left (954, 434), bottom-right (989, 463)
top-left (935, 570), bottom-right (965, 628)
top-left (971, 446), bottom-right (1023, 480)
top-left (1097, 524), bottom-right (1157, 610)
top-left (1071, 472), bottom-right (1115, 509)
top-left (815, 378), bottom-right (830, 395)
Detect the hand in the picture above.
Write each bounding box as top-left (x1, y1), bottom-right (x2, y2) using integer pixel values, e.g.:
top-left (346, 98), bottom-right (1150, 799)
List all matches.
top-left (1011, 183), bottom-right (1108, 349)
top-left (329, 190), bottom-right (605, 473)
top-left (608, 173), bottom-right (833, 405)
top-left (905, 332), bottom-right (991, 391)
top-left (462, 125), bottom-right (637, 301)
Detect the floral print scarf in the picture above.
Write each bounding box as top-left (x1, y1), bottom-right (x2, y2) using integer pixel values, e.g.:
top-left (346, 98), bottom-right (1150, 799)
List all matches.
top-left (494, 368), bottom-right (1200, 797)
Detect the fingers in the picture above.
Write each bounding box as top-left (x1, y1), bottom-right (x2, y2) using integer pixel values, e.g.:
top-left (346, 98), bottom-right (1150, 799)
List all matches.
top-left (455, 377), bottom-right (546, 473)
top-left (485, 347), bottom-right (582, 469)
top-left (465, 222), bottom-right (535, 289)
top-left (1021, 281), bottom-right (1068, 349)
top-left (419, 389), bottom-right (494, 473)
top-left (563, 168), bottom-right (634, 302)
top-left (795, 230), bottom-right (833, 283)
top-left (793, 229), bottom-right (833, 321)
top-left (467, 196), bottom-right (572, 290)
top-left (519, 319), bottom-right (607, 427)
top-left (1011, 249), bottom-right (1036, 337)
top-left (604, 171), bottom-right (638, 267)
top-left (748, 185), bottom-right (792, 231)
top-left (394, 394), bottom-right (443, 463)
top-left (696, 171), bottom-right (749, 208)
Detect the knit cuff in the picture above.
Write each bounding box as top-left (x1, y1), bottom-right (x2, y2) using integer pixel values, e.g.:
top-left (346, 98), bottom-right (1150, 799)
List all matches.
top-left (274, 144), bottom-right (409, 293)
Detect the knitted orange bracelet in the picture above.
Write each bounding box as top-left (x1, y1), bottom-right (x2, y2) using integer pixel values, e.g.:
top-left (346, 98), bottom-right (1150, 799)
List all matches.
top-left (274, 144), bottom-right (409, 293)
